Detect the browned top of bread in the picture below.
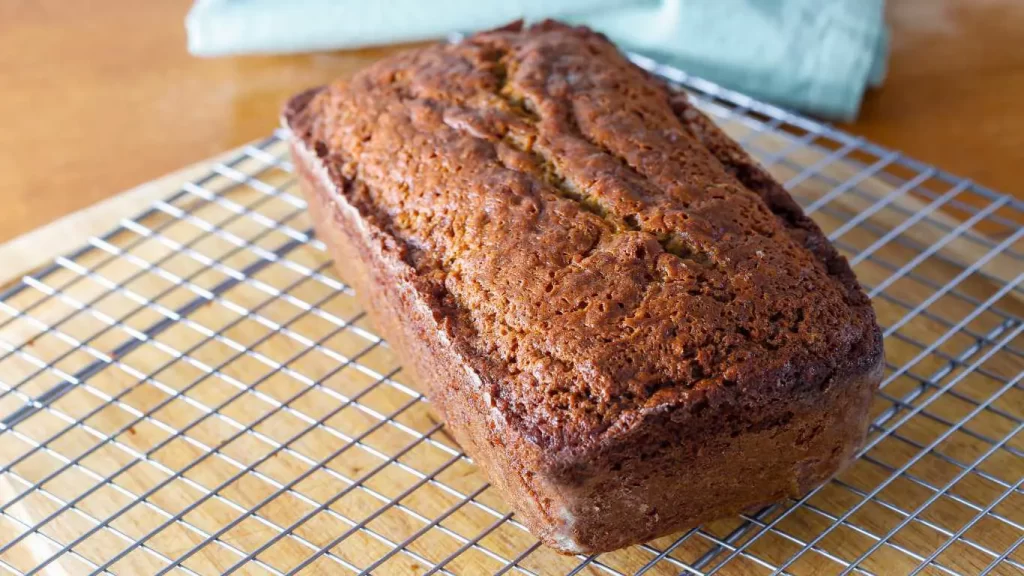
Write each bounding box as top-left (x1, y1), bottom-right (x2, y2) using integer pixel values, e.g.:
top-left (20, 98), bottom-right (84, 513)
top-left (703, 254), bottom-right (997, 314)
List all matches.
top-left (287, 21), bottom-right (882, 455)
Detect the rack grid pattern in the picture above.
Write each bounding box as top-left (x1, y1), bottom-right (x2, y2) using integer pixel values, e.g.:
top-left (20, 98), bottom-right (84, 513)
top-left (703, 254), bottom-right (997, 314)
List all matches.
top-left (0, 54), bottom-right (1022, 575)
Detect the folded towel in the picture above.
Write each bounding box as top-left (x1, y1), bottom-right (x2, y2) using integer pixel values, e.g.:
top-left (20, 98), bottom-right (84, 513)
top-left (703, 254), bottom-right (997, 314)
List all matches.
top-left (186, 0), bottom-right (888, 120)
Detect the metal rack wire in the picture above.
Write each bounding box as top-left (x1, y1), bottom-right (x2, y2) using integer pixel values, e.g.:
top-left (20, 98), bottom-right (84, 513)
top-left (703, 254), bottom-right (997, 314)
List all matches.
top-left (0, 54), bottom-right (1021, 575)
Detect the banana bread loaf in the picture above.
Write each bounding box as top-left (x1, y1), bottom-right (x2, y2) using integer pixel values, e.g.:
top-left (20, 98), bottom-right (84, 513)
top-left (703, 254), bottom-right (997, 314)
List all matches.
top-left (283, 20), bottom-right (883, 554)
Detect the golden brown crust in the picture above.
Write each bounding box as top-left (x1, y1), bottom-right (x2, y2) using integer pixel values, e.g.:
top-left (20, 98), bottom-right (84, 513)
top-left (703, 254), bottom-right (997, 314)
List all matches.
top-left (284, 20), bottom-right (883, 554)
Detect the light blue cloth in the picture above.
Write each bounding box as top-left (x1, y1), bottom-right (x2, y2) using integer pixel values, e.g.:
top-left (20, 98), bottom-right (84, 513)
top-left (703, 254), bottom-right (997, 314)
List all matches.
top-left (186, 0), bottom-right (888, 120)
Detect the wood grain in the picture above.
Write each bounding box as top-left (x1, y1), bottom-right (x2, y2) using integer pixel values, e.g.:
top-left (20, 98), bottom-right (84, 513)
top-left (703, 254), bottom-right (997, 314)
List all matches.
top-left (1, 0), bottom-right (1023, 245)
top-left (0, 147), bottom-right (246, 287)
top-left (844, 0), bottom-right (1024, 193)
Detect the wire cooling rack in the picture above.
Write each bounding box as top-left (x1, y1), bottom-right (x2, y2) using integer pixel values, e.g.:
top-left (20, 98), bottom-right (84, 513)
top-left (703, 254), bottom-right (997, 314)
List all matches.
top-left (0, 54), bottom-right (1022, 576)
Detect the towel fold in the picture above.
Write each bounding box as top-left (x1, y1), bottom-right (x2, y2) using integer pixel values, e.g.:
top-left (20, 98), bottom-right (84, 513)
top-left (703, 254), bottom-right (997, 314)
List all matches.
top-left (186, 0), bottom-right (888, 120)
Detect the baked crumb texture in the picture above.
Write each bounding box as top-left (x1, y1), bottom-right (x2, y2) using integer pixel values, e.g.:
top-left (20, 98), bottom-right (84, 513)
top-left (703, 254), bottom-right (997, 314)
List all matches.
top-left (285, 20), bottom-right (884, 554)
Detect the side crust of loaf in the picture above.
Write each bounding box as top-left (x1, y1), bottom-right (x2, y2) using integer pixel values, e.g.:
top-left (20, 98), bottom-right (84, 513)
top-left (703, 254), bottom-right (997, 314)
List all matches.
top-left (283, 21), bottom-right (884, 554)
top-left (287, 106), bottom-right (577, 550)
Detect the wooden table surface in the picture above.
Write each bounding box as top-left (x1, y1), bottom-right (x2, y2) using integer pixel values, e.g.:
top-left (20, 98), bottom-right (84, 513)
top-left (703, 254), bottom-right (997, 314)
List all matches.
top-left (2, 0), bottom-right (1023, 245)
